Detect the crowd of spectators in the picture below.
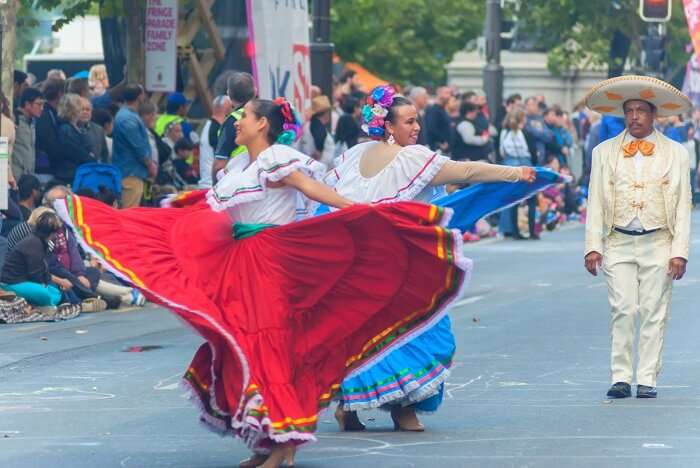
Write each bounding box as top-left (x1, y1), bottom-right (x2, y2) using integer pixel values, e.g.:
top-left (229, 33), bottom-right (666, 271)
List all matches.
top-left (3, 64), bottom-right (698, 321)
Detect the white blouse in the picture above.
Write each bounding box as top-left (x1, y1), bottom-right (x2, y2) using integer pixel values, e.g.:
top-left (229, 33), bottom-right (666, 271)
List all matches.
top-left (206, 144), bottom-right (325, 225)
top-left (326, 141), bottom-right (450, 204)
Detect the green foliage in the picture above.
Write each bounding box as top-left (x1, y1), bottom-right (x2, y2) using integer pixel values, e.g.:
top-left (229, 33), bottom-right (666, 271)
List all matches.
top-left (23, 0), bottom-right (130, 30)
top-left (331, 0), bottom-right (485, 87)
top-left (517, 0), bottom-right (691, 79)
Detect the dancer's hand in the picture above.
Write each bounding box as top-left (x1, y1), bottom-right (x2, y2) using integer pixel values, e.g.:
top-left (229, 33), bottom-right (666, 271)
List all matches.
top-left (54, 277), bottom-right (73, 291)
top-left (668, 257), bottom-right (687, 281)
top-left (584, 251), bottom-right (603, 276)
top-left (520, 167), bottom-right (536, 183)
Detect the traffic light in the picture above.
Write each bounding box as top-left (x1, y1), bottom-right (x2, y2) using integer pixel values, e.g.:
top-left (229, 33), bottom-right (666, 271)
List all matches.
top-left (642, 32), bottom-right (666, 72)
top-left (639, 0), bottom-right (672, 22)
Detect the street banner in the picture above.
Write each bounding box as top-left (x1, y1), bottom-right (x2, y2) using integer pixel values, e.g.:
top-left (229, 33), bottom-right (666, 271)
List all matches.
top-left (683, 55), bottom-right (700, 108)
top-left (684, 0), bottom-right (700, 58)
top-left (246, 0), bottom-right (312, 113)
top-left (145, 0), bottom-right (178, 92)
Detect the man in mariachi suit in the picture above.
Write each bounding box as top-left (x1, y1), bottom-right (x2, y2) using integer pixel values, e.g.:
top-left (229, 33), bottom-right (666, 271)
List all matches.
top-left (584, 76), bottom-right (692, 399)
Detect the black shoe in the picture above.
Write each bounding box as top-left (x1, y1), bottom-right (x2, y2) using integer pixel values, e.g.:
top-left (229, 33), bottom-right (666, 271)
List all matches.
top-left (512, 232), bottom-right (527, 240)
top-left (606, 382), bottom-right (632, 399)
top-left (636, 385), bottom-right (657, 399)
top-left (529, 233), bottom-right (541, 240)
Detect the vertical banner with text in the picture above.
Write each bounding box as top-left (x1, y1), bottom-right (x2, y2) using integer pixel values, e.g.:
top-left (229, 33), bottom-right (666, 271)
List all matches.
top-left (145, 0), bottom-right (178, 92)
top-left (246, 0), bottom-right (312, 113)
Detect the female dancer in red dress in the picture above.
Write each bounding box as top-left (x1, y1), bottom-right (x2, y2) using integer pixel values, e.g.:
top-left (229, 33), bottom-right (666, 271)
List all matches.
top-left (54, 98), bottom-right (470, 467)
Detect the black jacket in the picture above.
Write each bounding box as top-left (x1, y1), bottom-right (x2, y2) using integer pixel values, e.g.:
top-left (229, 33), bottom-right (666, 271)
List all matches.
top-left (1, 233), bottom-right (51, 285)
top-left (55, 120), bottom-right (96, 183)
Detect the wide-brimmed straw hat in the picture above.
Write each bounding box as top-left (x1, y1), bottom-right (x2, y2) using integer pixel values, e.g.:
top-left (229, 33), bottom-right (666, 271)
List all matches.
top-left (584, 75), bottom-right (691, 118)
top-left (311, 95), bottom-right (332, 115)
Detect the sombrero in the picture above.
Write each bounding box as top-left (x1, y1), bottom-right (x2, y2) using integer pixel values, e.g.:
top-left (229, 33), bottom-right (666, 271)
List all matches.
top-left (584, 75), bottom-right (691, 118)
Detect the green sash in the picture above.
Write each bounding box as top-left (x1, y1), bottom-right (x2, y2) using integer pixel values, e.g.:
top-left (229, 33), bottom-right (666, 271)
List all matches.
top-left (233, 223), bottom-right (277, 240)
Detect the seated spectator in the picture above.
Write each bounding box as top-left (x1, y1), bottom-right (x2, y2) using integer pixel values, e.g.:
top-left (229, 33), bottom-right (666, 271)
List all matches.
top-left (172, 139), bottom-right (198, 185)
top-left (162, 121), bottom-right (183, 155)
top-left (1, 211), bottom-right (67, 311)
top-left (91, 108), bottom-right (114, 162)
top-left (79, 97), bottom-right (110, 163)
top-left (7, 206), bottom-right (53, 251)
top-left (17, 174), bottom-right (42, 220)
top-left (56, 93), bottom-right (96, 183)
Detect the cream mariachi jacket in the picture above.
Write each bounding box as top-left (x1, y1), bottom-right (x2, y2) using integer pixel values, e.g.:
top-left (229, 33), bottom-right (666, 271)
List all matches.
top-left (585, 129), bottom-right (691, 260)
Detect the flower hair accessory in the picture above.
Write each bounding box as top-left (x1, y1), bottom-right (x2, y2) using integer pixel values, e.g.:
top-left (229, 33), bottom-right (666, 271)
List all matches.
top-left (273, 97), bottom-right (302, 145)
top-left (361, 85), bottom-right (396, 140)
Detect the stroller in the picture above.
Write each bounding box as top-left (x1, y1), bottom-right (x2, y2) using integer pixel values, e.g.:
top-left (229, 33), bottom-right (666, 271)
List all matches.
top-left (72, 163), bottom-right (122, 200)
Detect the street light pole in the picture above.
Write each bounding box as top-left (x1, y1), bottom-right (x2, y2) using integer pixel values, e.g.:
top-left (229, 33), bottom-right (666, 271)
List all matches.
top-left (310, 0), bottom-right (334, 100)
top-left (483, 0), bottom-right (504, 123)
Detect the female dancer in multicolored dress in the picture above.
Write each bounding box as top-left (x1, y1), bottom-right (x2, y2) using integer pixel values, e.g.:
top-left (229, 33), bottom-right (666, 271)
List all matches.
top-left (329, 86), bottom-right (537, 432)
top-left (54, 97), bottom-right (471, 467)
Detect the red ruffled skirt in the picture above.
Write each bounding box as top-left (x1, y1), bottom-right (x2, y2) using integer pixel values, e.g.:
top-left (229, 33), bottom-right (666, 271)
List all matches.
top-left (55, 195), bottom-right (469, 450)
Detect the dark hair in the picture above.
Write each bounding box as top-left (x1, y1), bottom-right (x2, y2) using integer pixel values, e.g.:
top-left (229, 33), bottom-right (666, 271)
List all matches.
top-left (13, 70), bottom-right (28, 85)
top-left (339, 69), bottom-right (357, 84)
top-left (227, 72), bottom-right (256, 104)
top-left (122, 84), bottom-right (144, 103)
top-left (0, 91), bottom-right (10, 119)
top-left (506, 94), bottom-right (522, 106)
top-left (545, 105), bottom-right (564, 117)
top-left (462, 91), bottom-right (476, 102)
top-left (34, 211), bottom-right (61, 240)
top-left (459, 101), bottom-right (479, 118)
top-left (66, 78), bottom-right (90, 97)
top-left (18, 174), bottom-right (41, 200)
top-left (138, 100), bottom-right (157, 117)
top-left (74, 187), bottom-right (97, 198)
top-left (385, 96), bottom-right (414, 126)
top-left (92, 108), bottom-right (113, 127)
top-left (341, 94), bottom-right (360, 114)
top-left (19, 88), bottom-right (44, 108)
top-left (42, 79), bottom-right (65, 102)
top-left (174, 138), bottom-right (194, 152)
top-left (250, 99), bottom-right (286, 144)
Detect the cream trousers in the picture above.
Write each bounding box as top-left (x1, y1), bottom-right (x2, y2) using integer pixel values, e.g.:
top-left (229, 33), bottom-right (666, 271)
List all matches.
top-left (603, 229), bottom-right (673, 387)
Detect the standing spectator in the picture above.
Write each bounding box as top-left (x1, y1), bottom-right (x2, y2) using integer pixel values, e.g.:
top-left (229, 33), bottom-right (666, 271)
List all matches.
top-left (199, 95), bottom-right (232, 187)
top-left (408, 86), bottom-right (429, 145)
top-left (13, 88), bottom-right (44, 180)
top-left (334, 94), bottom-right (363, 156)
top-left (544, 106), bottom-right (570, 166)
top-left (155, 92), bottom-right (197, 143)
top-left (66, 77), bottom-right (91, 98)
top-left (599, 114), bottom-right (625, 141)
top-left (16, 174), bottom-right (41, 220)
top-left (112, 84), bottom-right (156, 208)
top-left (499, 108), bottom-right (537, 239)
top-left (523, 96), bottom-right (553, 165)
top-left (581, 112), bottom-right (602, 188)
top-left (212, 72), bottom-right (256, 181)
top-left (35, 79), bottom-right (65, 178)
top-left (88, 64), bottom-right (109, 96)
top-left (465, 90), bottom-right (496, 160)
top-left (12, 71), bottom-right (29, 111)
top-left (55, 93), bottom-right (96, 184)
top-left (424, 86), bottom-right (452, 152)
top-left (91, 108), bottom-right (114, 162)
top-left (139, 100), bottom-right (171, 167)
top-left (162, 122), bottom-right (183, 154)
top-left (0, 91), bottom-right (17, 189)
top-left (47, 69), bottom-right (66, 81)
top-left (658, 115), bottom-right (684, 142)
top-left (79, 97), bottom-right (109, 163)
top-left (451, 101), bottom-right (490, 161)
top-left (299, 95), bottom-right (334, 166)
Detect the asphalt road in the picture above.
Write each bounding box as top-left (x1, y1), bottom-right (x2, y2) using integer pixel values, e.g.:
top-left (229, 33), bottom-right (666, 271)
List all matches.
top-left (2, 214), bottom-right (700, 468)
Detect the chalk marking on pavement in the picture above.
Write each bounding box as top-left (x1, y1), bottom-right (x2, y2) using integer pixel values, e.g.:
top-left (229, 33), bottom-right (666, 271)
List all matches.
top-left (154, 373), bottom-right (182, 391)
top-left (452, 295), bottom-right (485, 307)
top-left (0, 387), bottom-right (115, 402)
top-left (497, 381), bottom-right (528, 387)
top-left (643, 443), bottom-right (673, 449)
top-left (445, 376), bottom-right (482, 399)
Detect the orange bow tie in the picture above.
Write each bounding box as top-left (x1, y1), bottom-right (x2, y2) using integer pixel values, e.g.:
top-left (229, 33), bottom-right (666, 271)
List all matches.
top-left (622, 139), bottom-right (655, 157)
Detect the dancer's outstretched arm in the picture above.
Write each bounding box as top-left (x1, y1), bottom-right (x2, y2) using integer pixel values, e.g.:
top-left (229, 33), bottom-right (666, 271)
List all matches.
top-left (281, 170), bottom-right (354, 209)
top-left (430, 160), bottom-right (535, 186)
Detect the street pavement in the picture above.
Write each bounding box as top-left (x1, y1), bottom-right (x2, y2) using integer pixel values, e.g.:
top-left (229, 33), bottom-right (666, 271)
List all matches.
top-left (2, 213), bottom-right (700, 468)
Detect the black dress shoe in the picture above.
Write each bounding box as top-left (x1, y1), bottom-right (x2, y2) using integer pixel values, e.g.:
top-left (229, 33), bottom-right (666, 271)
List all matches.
top-left (636, 385), bottom-right (657, 399)
top-left (606, 382), bottom-right (632, 398)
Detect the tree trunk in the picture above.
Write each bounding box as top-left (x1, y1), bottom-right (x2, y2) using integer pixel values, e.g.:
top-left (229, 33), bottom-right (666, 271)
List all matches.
top-left (125, 0), bottom-right (146, 84)
top-left (0, 0), bottom-right (18, 104)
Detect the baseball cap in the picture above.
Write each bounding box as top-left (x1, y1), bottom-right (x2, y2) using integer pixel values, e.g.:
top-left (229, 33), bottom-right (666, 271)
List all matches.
top-left (167, 92), bottom-right (191, 107)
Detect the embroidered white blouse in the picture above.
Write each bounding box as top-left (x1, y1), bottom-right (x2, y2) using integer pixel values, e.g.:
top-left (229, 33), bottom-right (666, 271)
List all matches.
top-left (206, 144), bottom-right (326, 225)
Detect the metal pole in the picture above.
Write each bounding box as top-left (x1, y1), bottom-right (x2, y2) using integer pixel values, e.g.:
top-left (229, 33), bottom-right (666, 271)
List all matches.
top-left (483, 0), bottom-right (504, 123)
top-left (310, 0), bottom-right (334, 100)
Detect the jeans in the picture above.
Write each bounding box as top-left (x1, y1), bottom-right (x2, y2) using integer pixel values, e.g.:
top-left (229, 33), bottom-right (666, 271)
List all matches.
top-left (3, 282), bottom-right (62, 306)
top-left (499, 157), bottom-right (536, 236)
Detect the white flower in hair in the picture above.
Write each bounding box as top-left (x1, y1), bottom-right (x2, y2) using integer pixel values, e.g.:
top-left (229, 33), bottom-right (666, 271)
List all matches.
top-left (372, 104), bottom-right (388, 118)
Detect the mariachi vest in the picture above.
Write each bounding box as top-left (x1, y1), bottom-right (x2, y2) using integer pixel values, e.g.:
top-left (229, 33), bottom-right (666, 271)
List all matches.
top-left (612, 145), bottom-right (667, 231)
